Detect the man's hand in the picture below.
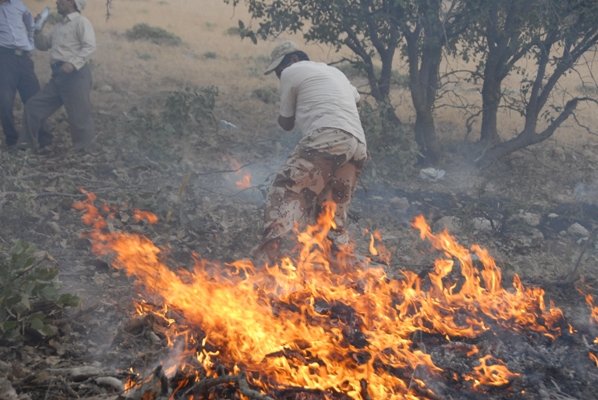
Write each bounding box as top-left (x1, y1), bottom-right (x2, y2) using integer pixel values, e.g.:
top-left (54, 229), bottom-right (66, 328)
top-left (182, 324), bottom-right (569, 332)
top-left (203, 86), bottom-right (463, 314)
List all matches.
top-left (61, 62), bottom-right (75, 74)
top-left (278, 115), bottom-right (295, 131)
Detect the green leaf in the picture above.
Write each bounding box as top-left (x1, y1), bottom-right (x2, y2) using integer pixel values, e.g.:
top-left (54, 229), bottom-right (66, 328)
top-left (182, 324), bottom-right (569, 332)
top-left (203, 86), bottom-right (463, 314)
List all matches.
top-left (29, 317), bottom-right (44, 332)
top-left (58, 293), bottom-right (80, 307)
top-left (40, 285), bottom-right (59, 301)
top-left (40, 323), bottom-right (58, 337)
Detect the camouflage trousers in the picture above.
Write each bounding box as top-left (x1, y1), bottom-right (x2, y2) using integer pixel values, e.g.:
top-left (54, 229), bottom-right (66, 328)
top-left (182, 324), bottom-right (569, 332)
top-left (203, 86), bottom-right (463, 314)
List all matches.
top-left (262, 128), bottom-right (367, 246)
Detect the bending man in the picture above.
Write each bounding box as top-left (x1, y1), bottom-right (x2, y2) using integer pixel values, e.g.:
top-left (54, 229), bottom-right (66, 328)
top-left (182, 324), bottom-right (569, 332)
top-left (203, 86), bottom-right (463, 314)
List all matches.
top-left (256, 41), bottom-right (367, 262)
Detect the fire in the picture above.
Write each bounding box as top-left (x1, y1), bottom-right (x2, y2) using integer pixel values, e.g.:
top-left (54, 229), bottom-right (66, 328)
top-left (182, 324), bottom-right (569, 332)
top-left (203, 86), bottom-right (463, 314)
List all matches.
top-left (223, 155), bottom-right (253, 190)
top-left (235, 172), bottom-right (252, 189)
top-left (585, 294), bottom-right (598, 323)
top-left (73, 191), bottom-right (580, 399)
top-left (133, 209), bottom-right (158, 224)
top-left (585, 294), bottom-right (598, 346)
top-left (463, 355), bottom-right (521, 388)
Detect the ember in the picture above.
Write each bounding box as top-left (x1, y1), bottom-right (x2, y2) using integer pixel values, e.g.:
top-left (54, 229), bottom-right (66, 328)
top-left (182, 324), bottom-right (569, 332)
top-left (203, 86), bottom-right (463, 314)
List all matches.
top-left (73, 191), bottom-right (598, 400)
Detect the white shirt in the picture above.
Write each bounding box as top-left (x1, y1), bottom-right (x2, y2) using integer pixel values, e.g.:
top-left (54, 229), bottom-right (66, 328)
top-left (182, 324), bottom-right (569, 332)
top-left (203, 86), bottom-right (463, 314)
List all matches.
top-left (35, 12), bottom-right (95, 70)
top-left (279, 61), bottom-right (366, 144)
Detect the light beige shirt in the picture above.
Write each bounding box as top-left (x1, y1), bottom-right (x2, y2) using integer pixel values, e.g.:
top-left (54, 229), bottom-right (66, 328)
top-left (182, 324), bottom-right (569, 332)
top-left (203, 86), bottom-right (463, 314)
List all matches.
top-left (279, 61), bottom-right (366, 144)
top-left (35, 11), bottom-right (95, 70)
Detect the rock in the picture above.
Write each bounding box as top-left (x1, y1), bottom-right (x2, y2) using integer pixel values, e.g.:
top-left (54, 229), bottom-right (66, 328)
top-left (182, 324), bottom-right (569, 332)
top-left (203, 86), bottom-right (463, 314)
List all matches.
top-left (69, 365), bottom-right (103, 380)
top-left (515, 211), bottom-right (541, 227)
top-left (95, 376), bottom-right (124, 391)
top-left (472, 217), bottom-right (493, 232)
top-left (551, 147), bottom-right (567, 162)
top-left (433, 216), bottom-right (460, 233)
top-left (0, 378), bottom-right (19, 400)
top-left (74, 237), bottom-right (91, 250)
top-left (573, 182), bottom-right (598, 205)
top-left (47, 221), bottom-right (61, 233)
top-left (99, 84), bottom-right (113, 93)
top-left (419, 168), bottom-right (446, 181)
top-left (511, 228), bottom-right (544, 247)
top-left (567, 223), bottom-right (590, 237)
top-left (390, 196), bottom-right (410, 211)
top-left (0, 360), bottom-right (10, 374)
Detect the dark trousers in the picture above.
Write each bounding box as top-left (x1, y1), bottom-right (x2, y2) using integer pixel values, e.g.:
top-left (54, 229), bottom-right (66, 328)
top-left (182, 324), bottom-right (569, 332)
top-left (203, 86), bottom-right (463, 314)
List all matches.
top-left (0, 52), bottom-right (49, 147)
top-left (24, 63), bottom-right (94, 151)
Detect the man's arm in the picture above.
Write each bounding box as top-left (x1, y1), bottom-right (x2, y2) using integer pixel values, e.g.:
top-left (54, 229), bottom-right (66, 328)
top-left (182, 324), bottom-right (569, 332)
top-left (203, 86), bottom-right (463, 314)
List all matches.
top-left (70, 17), bottom-right (95, 70)
top-left (278, 115), bottom-right (295, 131)
top-left (33, 29), bottom-right (51, 51)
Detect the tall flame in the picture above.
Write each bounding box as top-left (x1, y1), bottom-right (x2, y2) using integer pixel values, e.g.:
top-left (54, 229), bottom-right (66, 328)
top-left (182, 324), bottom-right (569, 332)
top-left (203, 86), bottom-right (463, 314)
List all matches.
top-left (73, 191), bottom-right (574, 399)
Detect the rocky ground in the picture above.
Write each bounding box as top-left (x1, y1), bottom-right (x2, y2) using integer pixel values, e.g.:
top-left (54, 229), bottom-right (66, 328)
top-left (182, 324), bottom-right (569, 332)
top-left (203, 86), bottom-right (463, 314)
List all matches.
top-left (0, 84), bottom-right (597, 399)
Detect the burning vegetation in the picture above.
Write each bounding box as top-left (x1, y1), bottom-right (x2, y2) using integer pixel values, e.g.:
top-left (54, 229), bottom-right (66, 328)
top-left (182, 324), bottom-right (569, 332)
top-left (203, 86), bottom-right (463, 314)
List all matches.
top-left (72, 190), bottom-right (598, 400)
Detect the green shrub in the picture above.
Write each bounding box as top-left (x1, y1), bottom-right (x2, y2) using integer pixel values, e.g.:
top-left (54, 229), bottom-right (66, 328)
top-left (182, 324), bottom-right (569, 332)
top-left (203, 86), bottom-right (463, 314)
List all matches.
top-left (359, 101), bottom-right (418, 177)
top-left (125, 23), bottom-right (182, 46)
top-left (0, 241), bottom-right (79, 343)
top-left (161, 86), bottom-right (219, 134)
top-left (226, 26), bottom-right (241, 36)
top-left (252, 87), bottom-right (278, 104)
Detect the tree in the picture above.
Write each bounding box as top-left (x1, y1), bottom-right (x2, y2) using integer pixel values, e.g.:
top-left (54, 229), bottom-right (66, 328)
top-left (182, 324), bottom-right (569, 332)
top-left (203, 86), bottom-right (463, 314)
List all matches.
top-left (460, 0), bottom-right (540, 144)
top-left (475, 0), bottom-right (598, 167)
top-left (396, 0), bottom-right (467, 164)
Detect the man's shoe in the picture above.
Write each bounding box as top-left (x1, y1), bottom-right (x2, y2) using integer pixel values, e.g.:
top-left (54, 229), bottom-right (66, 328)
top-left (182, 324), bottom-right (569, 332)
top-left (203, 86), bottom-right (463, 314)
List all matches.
top-left (6, 142), bottom-right (30, 154)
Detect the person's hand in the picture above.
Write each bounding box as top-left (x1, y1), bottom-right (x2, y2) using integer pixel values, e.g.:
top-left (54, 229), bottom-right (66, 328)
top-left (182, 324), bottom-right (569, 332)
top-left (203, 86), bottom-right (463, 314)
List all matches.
top-left (61, 62), bottom-right (75, 74)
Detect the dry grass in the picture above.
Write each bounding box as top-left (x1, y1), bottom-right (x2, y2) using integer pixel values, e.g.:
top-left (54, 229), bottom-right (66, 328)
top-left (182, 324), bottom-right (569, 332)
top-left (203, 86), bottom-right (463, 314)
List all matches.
top-left (25, 0), bottom-right (598, 146)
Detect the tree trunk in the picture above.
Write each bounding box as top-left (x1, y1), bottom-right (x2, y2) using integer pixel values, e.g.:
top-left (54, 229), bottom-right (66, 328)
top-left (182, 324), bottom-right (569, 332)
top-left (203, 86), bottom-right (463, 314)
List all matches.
top-left (477, 97), bottom-right (581, 168)
top-left (414, 107), bottom-right (439, 164)
top-left (480, 57), bottom-right (502, 144)
top-left (404, 0), bottom-right (443, 166)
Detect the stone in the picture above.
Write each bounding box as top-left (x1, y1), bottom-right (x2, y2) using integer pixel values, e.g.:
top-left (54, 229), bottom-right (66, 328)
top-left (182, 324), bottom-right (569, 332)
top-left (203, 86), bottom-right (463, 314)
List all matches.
top-left (567, 223), bottom-right (590, 237)
top-left (516, 211), bottom-right (541, 227)
top-left (472, 217), bottom-right (493, 232)
top-left (433, 216), bottom-right (460, 233)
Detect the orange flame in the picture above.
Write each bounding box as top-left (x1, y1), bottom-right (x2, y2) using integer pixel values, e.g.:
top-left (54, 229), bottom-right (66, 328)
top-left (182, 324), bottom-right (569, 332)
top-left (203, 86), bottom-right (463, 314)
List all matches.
top-left (73, 192), bottom-right (574, 399)
top-left (464, 355), bottom-right (521, 388)
top-left (133, 209), bottom-right (158, 224)
top-left (223, 155), bottom-right (252, 190)
top-left (585, 294), bottom-right (598, 323)
top-left (235, 172), bottom-right (252, 189)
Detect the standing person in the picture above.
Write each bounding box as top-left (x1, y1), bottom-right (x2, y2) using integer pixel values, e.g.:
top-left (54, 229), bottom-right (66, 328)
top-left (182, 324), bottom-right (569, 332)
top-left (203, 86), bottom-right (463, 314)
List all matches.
top-left (255, 41), bottom-right (368, 262)
top-left (0, 0), bottom-right (50, 149)
top-left (24, 0), bottom-right (95, 153)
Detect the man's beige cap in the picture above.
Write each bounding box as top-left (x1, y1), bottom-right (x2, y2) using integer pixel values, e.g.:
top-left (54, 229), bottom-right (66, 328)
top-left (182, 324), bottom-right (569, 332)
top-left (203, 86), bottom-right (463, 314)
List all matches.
top-left (264, 41), bottom-right (300, 75)
top-left (74, 0), bottom-right (87, 11)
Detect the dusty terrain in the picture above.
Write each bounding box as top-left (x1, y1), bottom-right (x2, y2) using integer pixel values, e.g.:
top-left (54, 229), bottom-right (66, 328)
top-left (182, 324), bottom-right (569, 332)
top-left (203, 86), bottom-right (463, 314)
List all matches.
top-left (0, 0), bottom-right (597, 399)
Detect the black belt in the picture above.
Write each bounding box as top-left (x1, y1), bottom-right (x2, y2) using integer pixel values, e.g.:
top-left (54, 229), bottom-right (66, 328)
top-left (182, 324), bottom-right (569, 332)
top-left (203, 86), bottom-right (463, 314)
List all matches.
top-left (0, 47), bottom-right (30, 56)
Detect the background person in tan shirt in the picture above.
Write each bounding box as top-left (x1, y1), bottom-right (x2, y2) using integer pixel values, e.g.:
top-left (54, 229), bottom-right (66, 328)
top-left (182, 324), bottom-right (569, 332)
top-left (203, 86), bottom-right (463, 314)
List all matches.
top-left (23, 0), bottom-right (95, 153)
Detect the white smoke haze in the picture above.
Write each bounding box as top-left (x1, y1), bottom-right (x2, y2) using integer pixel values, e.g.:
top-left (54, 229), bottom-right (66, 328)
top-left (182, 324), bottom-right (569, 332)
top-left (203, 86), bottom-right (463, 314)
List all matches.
top-left (6, 1), bottom-right (595, 399)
